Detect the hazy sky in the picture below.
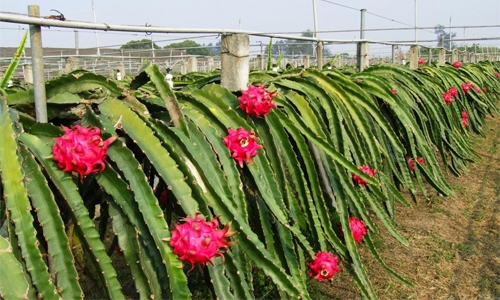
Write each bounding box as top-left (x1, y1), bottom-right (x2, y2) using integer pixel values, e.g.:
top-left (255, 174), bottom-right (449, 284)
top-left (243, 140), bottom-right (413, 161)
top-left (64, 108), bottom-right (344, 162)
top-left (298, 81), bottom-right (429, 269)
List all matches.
top-left (1, 0), bottom-right (499, 56)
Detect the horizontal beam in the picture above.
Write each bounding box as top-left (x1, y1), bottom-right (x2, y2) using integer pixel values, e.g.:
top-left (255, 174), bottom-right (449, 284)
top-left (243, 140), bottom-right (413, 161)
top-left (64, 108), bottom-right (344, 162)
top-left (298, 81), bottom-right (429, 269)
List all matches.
top-left (1, 12), bottom-right (499, 49)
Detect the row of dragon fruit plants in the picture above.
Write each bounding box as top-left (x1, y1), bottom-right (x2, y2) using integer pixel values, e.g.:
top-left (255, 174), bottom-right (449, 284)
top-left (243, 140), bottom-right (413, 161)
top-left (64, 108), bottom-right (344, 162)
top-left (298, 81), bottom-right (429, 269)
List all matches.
top-left (1, 36), bottom-right (499, 299)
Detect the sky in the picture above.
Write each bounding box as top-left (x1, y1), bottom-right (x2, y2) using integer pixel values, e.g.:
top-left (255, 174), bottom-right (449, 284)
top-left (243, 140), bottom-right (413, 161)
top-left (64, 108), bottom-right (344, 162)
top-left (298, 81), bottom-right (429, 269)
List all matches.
top-left (0, 0), bottom-right (499, 57)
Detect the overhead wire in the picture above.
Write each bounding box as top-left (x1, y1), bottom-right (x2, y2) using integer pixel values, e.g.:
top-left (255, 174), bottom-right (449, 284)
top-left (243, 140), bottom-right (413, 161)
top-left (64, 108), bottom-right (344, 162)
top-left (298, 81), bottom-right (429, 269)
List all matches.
top-left (317, 0), bottom-right (434, 34)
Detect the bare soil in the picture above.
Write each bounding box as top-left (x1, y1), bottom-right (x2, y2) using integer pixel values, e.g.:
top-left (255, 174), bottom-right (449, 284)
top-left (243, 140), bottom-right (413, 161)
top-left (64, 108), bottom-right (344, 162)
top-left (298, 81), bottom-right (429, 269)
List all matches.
top-left (317, 114), bottom-right (500, 299)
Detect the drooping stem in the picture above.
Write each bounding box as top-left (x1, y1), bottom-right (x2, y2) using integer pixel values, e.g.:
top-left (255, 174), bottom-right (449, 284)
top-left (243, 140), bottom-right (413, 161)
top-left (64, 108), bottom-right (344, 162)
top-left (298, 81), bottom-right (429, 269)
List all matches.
top-left (310, 143), bottom-right (338, 210)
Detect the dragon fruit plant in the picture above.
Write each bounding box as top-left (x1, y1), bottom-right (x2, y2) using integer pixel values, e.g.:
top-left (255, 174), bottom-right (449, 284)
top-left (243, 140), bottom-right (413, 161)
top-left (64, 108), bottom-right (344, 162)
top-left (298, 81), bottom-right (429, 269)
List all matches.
top-left (448, 87), bottom-right (458, 97)
top-left (407, 157), bottom-right (426, 171)
top-left (452, 61), bottom-right (462, 68)
top-left (223, 127), bottom-right (263, 167)
top-left (238, 84), bottom-right (277, 118)
top-left (308, 251), bottom-right (341, 281)
top-left (442, 92), bottom-right (453, 105)
top-left (348, 217), bottom-right (368, 243)
top-left (461, 111), bottom-right (470, 127)
top-left (352, 165), bottom-right (376, 186)
top-left (169, 214), bottom-right (236, 270)
top-left (1, 33), bottom-right (499, 300)
top-left (52, 125), bottom-right (117, 180)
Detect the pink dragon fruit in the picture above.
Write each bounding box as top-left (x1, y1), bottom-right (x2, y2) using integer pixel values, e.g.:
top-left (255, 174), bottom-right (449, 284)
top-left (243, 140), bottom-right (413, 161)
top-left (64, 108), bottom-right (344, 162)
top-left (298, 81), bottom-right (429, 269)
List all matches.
top-left (418, 58), bottom-right (426, 65)
top-left (442, 92), bottom-right (453, 105)
top-left (223, 127), bottom-right (263, 167)
top-left (448, 87), bottom-right (458, 97)
top-left (495, 72), bottom-right (500, 78)
top-left (452, 61), bottom-right (462, 68)
top-left (461, 83), bottom-right (471, 93)
top-left (352, 165), bottom-right (375, 186)
top-left (390, 88), bottom-right (397, 95)
top-left (407, 157), bottom-right (426, 171)
top-left (461, 111), bottom-right (469, 127)
top-left (308, 251), bottom-right (341, 281)
top-left (348, 217), bottom-right (367, 243)
top-left (238, 84), bottom-right (277, 118)
top-left (473, 86), bottom-right (481, 93)
top-left (52, 125), bottom-right (116, 179)
top-left (169, 213), bottom-right (236, 270)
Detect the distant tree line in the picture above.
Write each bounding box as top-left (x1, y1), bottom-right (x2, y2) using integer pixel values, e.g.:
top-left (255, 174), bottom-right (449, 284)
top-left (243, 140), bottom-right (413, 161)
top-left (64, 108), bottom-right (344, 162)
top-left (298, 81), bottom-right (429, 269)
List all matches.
top-left (120, 39), bottom-right (220, 56)
top-left (265, 29), bottom-right (331, 57)
top-left (418, 24), bottom-right (499, 56)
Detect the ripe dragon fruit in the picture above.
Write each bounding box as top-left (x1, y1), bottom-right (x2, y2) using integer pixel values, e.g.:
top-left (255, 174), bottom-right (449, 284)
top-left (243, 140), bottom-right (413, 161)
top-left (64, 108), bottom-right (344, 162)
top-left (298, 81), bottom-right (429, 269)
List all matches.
top-left (473, 86), bottom-right (481, 93)
top-left (407, 157), bottom-right (426, 171)
top-left (169, 214), bottom-right (236, 270)
top-left (442, 92), bottom-right (453, 105)
top-left (452, 61), bottom-right (462, 68)
top-left (461, 83), bottom-right (471, 93)
top-left (52, 125), bottom-right (116, 179)
top-left (448, 87), bottom-right (458, 97)
top-left (461, 111), bottom-right (469, 127)
top-left (418, 58), bottom-right (426, 65)
top-left (352, 165), bottom-right (375, 186)
top-left (390, 88), bottom-right (397, 95)
top-left (238, 84), bottom-right (277, 118)
top-left (348, 217), bottom-right (367, 243)
top-left (223, 127), bottom-right (263, 167)
top-left (308, 251), bottom-right (341, 281)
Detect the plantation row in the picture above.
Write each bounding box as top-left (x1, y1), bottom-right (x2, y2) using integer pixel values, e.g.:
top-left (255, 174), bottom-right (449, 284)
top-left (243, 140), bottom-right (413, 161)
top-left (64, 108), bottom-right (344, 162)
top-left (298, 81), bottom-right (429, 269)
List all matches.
top-left (0, 48), bottom-right (499, 300)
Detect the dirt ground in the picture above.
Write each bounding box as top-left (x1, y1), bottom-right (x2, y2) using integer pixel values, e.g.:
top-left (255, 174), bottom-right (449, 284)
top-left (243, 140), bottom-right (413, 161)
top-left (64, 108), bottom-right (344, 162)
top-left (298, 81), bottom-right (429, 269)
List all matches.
top-left (317, 114), bottom-right (500, 299)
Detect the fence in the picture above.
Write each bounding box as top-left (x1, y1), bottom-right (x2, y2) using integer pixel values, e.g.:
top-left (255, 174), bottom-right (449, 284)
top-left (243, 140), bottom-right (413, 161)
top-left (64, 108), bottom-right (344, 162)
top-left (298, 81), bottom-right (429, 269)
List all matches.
top-left (1, 8), bottom-right (500, 87)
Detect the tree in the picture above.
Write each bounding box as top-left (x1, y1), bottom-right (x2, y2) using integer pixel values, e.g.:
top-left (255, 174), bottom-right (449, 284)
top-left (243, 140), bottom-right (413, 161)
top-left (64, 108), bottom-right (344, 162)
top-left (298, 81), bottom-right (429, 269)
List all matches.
top-left (164, 40), bottom-right (211, 56)
top-left (120, 39), bottom-right (160, 49)
top-left (207, 41), bottom-right (221, 55)
top-left (265, 29), bottom-right (330, 57)
top-left (434, 24), bottom-right (456, 49)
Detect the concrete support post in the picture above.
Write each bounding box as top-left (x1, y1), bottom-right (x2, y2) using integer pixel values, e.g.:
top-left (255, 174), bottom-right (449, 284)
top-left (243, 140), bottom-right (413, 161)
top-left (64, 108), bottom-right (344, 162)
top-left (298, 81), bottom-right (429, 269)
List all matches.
top-left (23, 64), bottom-right (33, 83)
top-left (180, 61), bottom-right (187, 75)
top-left (391, 45), bottom-right (396, 64)
top-left (303, 55), bottom-right (310, 68)
top-left (356, 8), bottom-right (367, 72)
top-left (461, 51), bottom-right (468, 62)
top-left (220, 34), bottom-right (249, 91)
top-left (409, 45), bottom-right (418, 69)
top-left (438, 48), bottom-right (446, 64)
top-left (469, 53), bottom-right (475, 63)
top-left (28, 5), bottom-right (47, 123)
top-left (255, 55), bottom-right (262, 70)
top-left (356, 42), bottom-right (369, 71)
top-left (316, 42), bottom-right (323, 69)
top-left (427, 50), bottom-right (432, 65)
top-left (187, 56), bottom-right (198, 73)
top-left (451, 49), bottom-right (459, 62)
top-left (64, 57), bottom-right (80, 73)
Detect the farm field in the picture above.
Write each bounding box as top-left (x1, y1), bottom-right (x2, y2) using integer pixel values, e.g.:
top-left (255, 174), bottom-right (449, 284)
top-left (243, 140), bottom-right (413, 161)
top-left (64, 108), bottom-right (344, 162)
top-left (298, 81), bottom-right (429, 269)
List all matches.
top-left (318, 112), bottom-right (500, 299)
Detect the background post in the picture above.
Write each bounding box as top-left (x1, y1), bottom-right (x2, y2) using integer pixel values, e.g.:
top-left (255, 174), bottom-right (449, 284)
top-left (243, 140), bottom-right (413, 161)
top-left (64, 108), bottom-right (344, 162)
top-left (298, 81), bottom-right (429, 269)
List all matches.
top-left (220, 34), bottom-right (249, 91)
top-left (28, 5), bottom-right (47, 123)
